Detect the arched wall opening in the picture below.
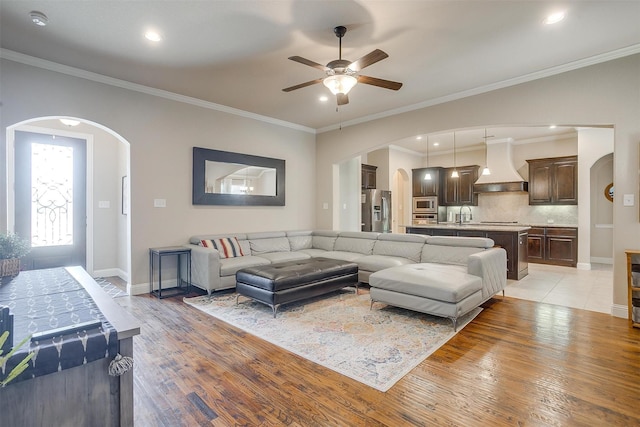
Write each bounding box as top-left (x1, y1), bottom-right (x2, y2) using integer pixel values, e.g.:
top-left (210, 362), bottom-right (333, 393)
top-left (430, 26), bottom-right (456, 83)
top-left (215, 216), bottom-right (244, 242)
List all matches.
top-left (5, 116), bottom-right (131, 289)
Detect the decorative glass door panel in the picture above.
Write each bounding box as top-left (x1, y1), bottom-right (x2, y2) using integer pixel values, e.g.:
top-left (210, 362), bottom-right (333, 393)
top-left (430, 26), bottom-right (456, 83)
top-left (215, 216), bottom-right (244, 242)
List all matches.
top-left (15, 131), bottom-right (86, 270)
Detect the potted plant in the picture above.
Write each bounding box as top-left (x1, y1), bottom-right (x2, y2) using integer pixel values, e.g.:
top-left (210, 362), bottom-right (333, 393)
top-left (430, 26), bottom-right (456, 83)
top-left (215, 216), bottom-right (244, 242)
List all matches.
top-left (0, 233), bottom-right (30, 277)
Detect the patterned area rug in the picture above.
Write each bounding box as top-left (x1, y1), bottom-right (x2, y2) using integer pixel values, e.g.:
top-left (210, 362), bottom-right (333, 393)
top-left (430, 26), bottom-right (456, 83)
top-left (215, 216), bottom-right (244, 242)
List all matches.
top-left (94, 277), bottom-right (128, 298)
top-left (184, 288), bottom-right (481, 392)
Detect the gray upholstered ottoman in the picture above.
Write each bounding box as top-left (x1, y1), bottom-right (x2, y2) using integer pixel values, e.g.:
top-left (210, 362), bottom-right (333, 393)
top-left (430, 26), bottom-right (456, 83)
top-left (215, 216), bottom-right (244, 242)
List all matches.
top-left (235, 257), bottom-right (358, 317)
top-left (369, 263), bottom-right (483, 330)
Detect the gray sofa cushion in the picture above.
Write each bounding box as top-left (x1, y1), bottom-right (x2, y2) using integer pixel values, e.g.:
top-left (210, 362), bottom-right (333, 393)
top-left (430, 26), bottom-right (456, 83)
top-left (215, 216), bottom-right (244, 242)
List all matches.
top-left (312, 235), bottom-right (337, 251)
top-left (219, 256), bottom-right (270, 277)
top-left (370, 263), bottom-right (481, 303)
top-left (427, 236), bottom-right (494, 248)
top-left (299, 248), bottom-right (329, 257)
top-left (333, 233), bottom-right (377, 255)
top-left (287, 230), bottom-right (313, 251)
top-left (421, 245), bottom-right (486, 265)
top-left (255, 251), bottom-right (310, 263)
top-left (249, 237), bottom-right (291, 254)
top-left (373, 240), bottom-right (423, 263)
top-left (317, 251), bottom-right (365, 262)
top-left (357, 254), bottom-right (415, 272)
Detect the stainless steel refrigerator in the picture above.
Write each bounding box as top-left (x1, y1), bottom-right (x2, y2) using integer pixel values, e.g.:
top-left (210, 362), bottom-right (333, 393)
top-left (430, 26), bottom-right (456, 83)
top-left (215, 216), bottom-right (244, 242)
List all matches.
top-left (361, 189), bottom-right (392, 232)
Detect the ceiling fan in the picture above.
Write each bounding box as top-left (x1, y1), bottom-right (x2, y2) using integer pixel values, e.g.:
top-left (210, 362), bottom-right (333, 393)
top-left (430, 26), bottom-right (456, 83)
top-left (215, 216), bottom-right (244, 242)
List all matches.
top-left (282, 26), bottom-right (403, 106)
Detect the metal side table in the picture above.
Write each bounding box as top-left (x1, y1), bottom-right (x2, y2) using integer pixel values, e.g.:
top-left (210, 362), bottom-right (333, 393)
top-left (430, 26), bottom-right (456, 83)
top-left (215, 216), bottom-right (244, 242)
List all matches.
top-left (149, 246), bottom-right (191, 299)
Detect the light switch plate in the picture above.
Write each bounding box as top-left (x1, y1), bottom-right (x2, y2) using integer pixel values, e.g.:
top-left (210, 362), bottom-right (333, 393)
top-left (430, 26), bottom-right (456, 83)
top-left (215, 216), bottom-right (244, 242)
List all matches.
top-left (322, 202), bottom-right (329, 210)
top-left (98, 201), bottom-right (110, 209)
top-left (623, 194), bottom-right (634, 206)
top-left (154, 199), bottom-right (167, 208)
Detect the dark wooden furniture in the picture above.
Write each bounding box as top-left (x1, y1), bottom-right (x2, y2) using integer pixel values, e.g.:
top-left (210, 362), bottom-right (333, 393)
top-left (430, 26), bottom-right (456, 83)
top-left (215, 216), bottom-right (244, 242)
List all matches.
top-left (236, 258), bottom-right (358, 317)
top-left (0, 267), bottom-right (140, 426)
top-left (527, 227), bottom-right (578, 267)
top-left (442, 165), bottom-right (479, 206)
top-left (626, 249), bottom-right (640, 328)
top-left (412, 167), bottom-right (442, 196)
top-left (361, 164), bottom-right (377, 189)
top-left (527, 156), bottom-right (578, 205)
top-left (405, 225), bottom-right (528, 280)
top-left (149, 246), bottom-right (192, 298)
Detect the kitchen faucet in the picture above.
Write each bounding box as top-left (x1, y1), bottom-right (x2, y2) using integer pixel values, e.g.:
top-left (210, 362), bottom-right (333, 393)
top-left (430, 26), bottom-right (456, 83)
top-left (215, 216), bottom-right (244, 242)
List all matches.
top-left (459, 205), bottom-right (472, 224)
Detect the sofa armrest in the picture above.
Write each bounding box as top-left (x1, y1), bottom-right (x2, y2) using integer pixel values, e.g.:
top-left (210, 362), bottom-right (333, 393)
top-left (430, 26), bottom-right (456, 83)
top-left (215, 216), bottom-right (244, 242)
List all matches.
top-left (467, 247), bottom-right (507, 300)
top-left (186, 244), bottom-right (222, 295)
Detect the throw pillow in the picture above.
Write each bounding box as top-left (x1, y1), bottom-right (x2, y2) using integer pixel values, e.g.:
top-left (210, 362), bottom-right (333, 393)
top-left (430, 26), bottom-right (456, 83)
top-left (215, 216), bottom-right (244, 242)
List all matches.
top-left (200, 237), bottom-right (245, 258)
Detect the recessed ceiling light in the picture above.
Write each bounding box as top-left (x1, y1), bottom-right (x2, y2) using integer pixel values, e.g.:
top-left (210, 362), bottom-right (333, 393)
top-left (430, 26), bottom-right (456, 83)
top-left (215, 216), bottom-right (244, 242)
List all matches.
top-left (549, 125), bottom-right (557, 129)
top-left (60, 118), bottom-right (80, 127)
top-left (319, 95), bottom-right (329, 102)
top-left (145, 30), bottom-right (162, 42)
top-left (29, 11), bottom-right (48, 26)
top-left (416, 136), bottom-right (422, 140)
top-left (433, 142), bottom-right (439, 146)
top-left (543, 11), bottom-right (565, 25)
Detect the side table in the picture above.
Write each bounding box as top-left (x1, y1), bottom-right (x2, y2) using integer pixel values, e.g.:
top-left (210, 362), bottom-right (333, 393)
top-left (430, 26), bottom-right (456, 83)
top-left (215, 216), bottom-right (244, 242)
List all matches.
top-left (149, 246), bottom-right (191, 299)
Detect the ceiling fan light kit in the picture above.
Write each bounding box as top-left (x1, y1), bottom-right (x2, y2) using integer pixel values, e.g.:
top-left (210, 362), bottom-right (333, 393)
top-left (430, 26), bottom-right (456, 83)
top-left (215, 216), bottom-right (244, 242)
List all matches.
top-left (283, 25), bottom-right (403, 105)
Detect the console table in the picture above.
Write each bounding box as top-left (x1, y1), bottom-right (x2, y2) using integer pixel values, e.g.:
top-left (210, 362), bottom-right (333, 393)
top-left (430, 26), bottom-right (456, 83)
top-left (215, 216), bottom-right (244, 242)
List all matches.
top-left (149, 246), bottom-right (191, 298)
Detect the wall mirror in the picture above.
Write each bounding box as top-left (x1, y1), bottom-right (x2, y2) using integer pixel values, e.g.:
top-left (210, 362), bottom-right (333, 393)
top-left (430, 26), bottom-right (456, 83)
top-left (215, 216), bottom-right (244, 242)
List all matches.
top-left (193, 147), bottom-right (285, 206)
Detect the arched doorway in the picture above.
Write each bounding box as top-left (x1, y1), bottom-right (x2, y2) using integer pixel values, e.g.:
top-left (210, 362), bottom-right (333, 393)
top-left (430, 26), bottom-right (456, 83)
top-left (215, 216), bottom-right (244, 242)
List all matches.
top-left (5, 117), bottom-right (131, 288)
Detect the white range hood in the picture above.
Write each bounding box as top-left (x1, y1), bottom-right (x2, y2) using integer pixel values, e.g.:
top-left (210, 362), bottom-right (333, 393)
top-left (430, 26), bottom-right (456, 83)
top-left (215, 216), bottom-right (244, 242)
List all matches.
top-left (474, 138), bottom-right (528, 192)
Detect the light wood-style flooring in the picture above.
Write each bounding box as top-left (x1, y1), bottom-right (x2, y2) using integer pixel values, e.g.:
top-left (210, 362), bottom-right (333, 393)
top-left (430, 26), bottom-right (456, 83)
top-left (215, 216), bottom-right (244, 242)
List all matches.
top-left (109, 279), bottom-right (640, 426)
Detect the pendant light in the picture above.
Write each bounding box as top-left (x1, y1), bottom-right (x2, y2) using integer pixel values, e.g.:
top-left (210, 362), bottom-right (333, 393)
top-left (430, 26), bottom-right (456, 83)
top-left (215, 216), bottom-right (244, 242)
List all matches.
top-left (424, 135), bottom-right (432, 180)
top-left (451, 132), bottom-right (459, 178)
top-left (482, 128), bottom-right (491, 176)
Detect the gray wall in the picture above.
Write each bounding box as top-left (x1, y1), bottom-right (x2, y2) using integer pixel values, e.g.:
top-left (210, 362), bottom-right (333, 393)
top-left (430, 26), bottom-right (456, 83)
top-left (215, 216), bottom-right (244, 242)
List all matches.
top-left (316, 54), bottom-right (640, 311)
top-left (1, 58), bottom-right (316, 286)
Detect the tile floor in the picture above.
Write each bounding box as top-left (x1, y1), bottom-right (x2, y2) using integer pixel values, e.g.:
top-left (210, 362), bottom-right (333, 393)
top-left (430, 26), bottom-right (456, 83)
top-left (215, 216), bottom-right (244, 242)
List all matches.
top-left (505, 262), bottom-right (613, 314)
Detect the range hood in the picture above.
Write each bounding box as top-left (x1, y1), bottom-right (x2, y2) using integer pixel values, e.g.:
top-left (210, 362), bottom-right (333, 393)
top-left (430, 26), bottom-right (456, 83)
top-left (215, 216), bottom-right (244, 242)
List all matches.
top-left (474, 138), bottom-right (528, 193)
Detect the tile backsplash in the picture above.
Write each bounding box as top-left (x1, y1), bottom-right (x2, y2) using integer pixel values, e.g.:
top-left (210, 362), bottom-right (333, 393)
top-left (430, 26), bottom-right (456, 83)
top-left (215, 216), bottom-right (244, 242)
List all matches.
top-left (446, 192), bottom-right (578, 225)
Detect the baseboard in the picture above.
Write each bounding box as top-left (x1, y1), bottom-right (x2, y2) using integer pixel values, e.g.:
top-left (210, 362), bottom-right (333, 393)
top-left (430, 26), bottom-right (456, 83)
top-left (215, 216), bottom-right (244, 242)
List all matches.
top-left (590, 257), bottom-right (613, 264)
top-left (129, 279), bottom-right (179, 296)
top-left (611, 304), bottom-right (628, 319)
top-left (576, 262), bottom-right (591, 270)
top-left (93, 268), bottom-right (129, 282)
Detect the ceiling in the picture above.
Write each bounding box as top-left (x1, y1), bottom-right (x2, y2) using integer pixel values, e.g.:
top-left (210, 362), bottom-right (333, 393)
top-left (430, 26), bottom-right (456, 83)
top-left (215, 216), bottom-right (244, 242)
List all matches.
top-left (1, 1), bottom-right (639, 135)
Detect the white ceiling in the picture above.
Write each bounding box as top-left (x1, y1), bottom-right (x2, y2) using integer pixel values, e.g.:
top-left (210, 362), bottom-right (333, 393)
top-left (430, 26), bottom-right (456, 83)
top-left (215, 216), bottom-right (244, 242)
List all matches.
top-left (1, 1), bottom-right (639, 136)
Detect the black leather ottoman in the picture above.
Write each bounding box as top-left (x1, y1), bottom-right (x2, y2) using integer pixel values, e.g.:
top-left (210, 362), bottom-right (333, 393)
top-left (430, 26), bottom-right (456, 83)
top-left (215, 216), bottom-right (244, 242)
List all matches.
top-left (235, 257), bottom-right (358, 317)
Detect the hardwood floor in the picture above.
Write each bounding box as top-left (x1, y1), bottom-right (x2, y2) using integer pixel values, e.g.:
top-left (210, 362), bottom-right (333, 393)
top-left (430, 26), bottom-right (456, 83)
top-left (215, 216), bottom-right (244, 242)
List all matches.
top-left (111, 284), bottom-right (640, 426)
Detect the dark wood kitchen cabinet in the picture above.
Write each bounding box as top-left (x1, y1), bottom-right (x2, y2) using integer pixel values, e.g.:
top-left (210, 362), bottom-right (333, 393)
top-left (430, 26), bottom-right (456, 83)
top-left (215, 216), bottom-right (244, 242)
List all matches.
top-left (361, 164), bottom-right (377, 189)
top-left (442, 165), bottom-right (479, 206)
top-left (527, 226), bottom-right (577, 267)
top-left (527, 156), bottom-right (577, 205)
top-left (412, 167), bottom-right (442, 196)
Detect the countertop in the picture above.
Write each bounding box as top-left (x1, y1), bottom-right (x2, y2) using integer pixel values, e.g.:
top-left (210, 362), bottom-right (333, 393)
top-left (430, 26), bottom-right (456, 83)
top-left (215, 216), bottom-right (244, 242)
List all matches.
top-left (403, 223), bottom-right (531, 232)
top-left (402, 222), bottom-right (578, 232)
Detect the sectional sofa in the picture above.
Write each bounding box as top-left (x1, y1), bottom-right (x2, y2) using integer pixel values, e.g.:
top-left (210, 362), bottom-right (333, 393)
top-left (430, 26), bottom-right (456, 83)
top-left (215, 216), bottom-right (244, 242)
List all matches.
top-left (186, 230), bottom-right (507, 325)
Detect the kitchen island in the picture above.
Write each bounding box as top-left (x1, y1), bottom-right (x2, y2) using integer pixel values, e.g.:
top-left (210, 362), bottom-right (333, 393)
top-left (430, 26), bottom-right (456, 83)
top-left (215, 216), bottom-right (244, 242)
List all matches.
top-left (405, 223), bottom-right (530, 280)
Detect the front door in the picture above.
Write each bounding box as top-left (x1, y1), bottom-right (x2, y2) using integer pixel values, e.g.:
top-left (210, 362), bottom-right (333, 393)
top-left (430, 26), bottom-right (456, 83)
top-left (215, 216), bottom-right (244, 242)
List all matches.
top-left (14, 130), bottom-right (87, 270)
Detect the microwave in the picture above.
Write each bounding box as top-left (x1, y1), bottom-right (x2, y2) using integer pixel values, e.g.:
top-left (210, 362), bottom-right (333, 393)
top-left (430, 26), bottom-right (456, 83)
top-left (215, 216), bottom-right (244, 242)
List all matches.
top-left (413, 196), bottom-right (438, 213)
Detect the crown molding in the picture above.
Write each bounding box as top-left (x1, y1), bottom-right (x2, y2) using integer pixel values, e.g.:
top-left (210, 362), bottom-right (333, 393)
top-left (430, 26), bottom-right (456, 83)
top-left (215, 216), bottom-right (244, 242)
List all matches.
top-left (0, 49), bottom-right (316, 135)
top-left (317, 44), bottom-right (640, 134)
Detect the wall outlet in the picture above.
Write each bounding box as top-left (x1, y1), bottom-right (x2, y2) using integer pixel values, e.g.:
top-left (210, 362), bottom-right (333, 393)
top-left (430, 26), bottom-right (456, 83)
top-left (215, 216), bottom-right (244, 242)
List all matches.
top-left (154, 199), bottom-right (167, 208)
top-left (547, 219), bottom-right (554, 224)
top-left (623, 194), bottom-right (635, 206)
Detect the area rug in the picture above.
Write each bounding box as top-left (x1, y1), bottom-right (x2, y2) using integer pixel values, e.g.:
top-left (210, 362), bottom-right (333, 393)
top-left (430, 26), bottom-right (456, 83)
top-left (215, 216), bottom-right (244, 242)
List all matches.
top-left (184, 289), bottom-right (481, 392)
top-left (95, 277), bottom-right (128, 299)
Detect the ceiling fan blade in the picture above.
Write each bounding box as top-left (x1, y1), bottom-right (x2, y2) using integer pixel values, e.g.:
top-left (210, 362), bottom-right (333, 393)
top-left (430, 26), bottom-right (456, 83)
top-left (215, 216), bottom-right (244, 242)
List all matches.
top-left (282, 78), bottom-right (324, 92)
top-left (348, 49), bottom-right (388, 72)
top-left (337, 93), bottom-right (349, 105)
top-left (358, 75), bottom-right (403, 91)
top-left (288, 56), bottom-right (328, 71)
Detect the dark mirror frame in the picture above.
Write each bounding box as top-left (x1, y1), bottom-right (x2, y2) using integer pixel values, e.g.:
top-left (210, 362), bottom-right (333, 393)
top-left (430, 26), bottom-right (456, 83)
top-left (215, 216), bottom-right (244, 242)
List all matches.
top-left (192, 147), bottom-right (285, 206)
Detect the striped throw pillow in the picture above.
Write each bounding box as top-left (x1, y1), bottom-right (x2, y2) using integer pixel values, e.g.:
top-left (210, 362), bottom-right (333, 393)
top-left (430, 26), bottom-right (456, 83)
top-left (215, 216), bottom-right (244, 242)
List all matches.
top-left (200, 237), bottom-right (245, 258)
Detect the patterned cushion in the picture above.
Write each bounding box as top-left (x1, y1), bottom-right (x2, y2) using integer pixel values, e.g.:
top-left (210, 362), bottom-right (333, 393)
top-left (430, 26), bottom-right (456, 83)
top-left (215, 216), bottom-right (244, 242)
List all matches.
top-left (200, 237), bottom-right (245, 258)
